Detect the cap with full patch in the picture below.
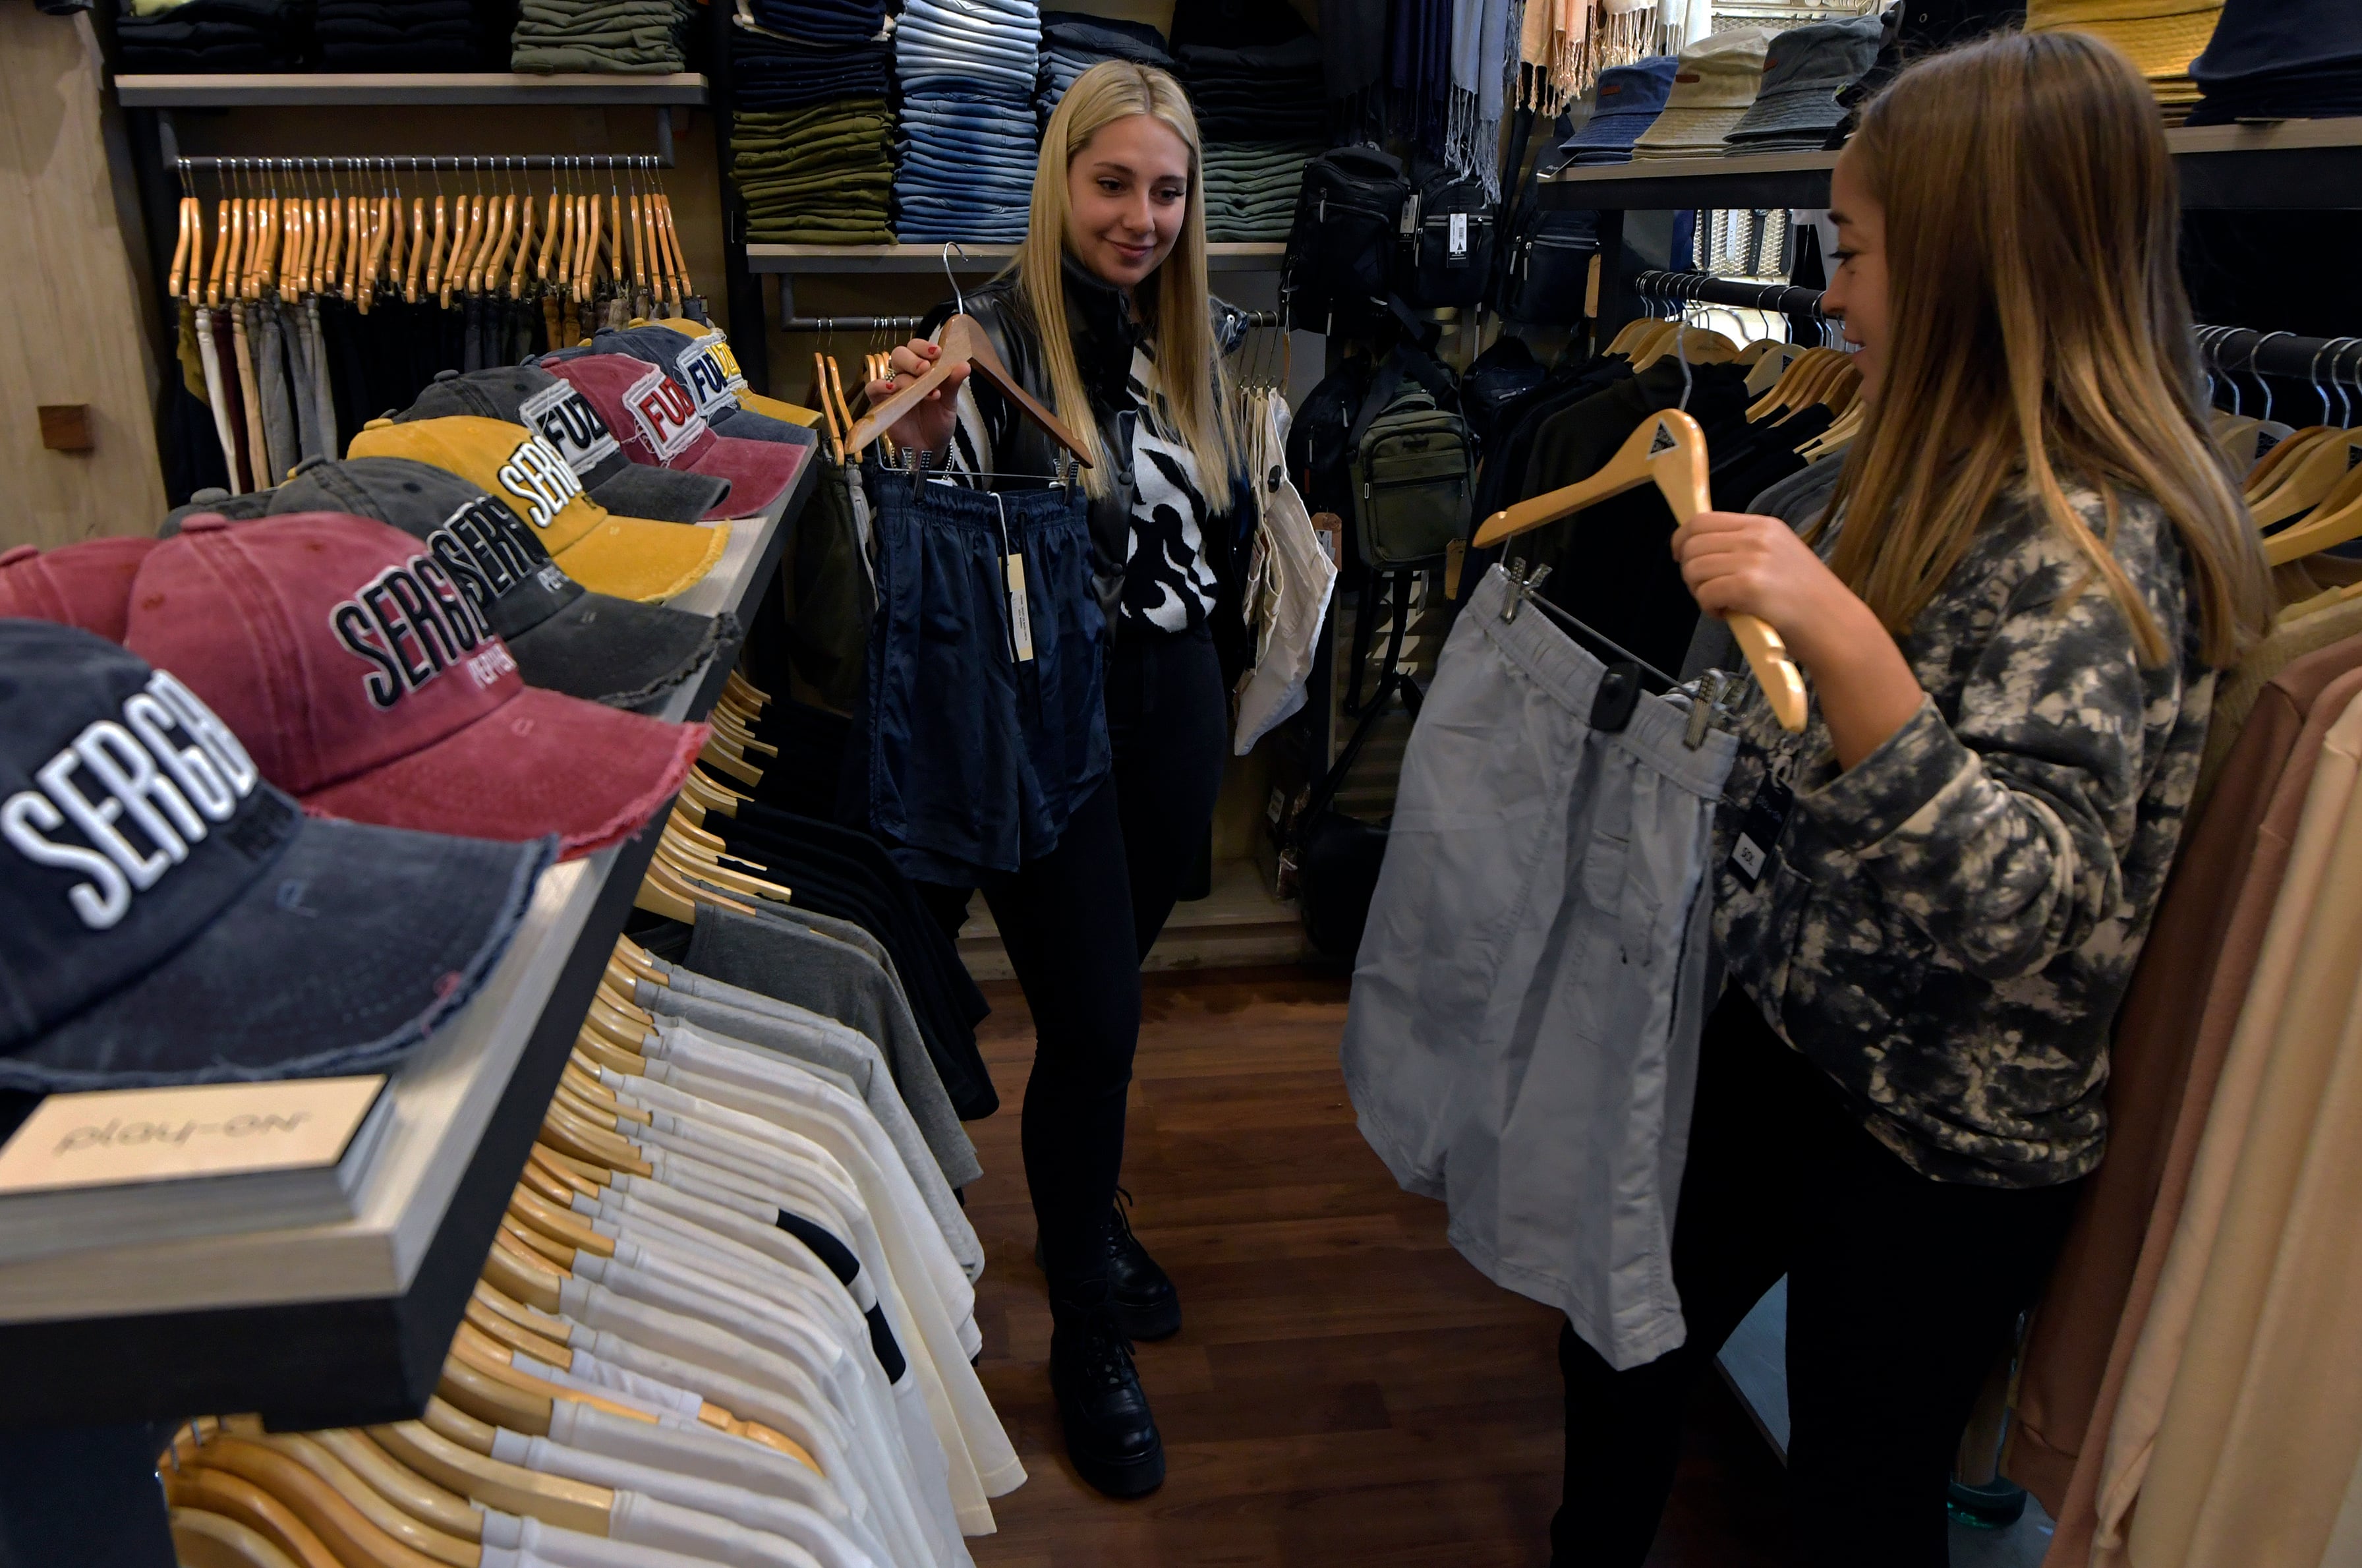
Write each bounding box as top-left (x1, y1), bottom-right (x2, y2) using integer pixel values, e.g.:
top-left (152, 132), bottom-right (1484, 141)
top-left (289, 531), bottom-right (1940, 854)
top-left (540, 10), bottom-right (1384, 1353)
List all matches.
top-left (268, 457), bottom-right (730, 713)
top-left (346, 415), bottom-right (729, 602)
top-left (123, 512), bottom-right (708, 859)
top-left (542, 354), bottom-right (806, 517)
top-left (0, 618), bottom-right (552, 1090)
top-left (393, 365), bottom-right (732, 525)
top-left (575, 324), bottom-right (823, 448)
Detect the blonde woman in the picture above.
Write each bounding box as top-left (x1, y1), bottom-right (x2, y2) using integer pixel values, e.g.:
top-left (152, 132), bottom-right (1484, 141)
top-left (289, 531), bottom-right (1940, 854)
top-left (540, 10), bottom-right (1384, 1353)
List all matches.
top-left (1551, 32), bottom-right (2274, 1567)
top-left (865, 60), bottom-right (1247, 1498)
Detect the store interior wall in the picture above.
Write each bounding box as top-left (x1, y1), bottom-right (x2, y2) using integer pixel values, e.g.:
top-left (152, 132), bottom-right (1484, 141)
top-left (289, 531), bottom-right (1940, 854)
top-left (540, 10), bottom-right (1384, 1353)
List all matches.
top-left (3, 11), bottom-right (168, 550)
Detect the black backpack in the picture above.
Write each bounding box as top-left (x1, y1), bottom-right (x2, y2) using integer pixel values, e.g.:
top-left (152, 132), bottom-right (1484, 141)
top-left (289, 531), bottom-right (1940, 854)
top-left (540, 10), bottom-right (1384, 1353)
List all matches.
top-left (1399, 163), bottom-right (1499, 310)
top-left (1499, 206), bottom-right (1600, 325)
top-left (1281, 146), bottom-right (1410, 335)
top-left (1286, 355), bottom-right (1378, 562)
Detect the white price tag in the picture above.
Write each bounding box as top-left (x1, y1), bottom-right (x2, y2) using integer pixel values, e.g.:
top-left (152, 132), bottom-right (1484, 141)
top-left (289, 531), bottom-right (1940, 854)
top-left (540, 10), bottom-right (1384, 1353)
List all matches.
top-left (1006, 554), bottom-right (1035, 663)
top-left (1449, 212), bottom-right (1468, 258)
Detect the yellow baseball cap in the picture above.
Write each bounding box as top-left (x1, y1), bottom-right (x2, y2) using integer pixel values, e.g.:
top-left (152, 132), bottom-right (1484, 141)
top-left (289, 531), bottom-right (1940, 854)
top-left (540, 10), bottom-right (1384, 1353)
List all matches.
top-left (347, 416), bottom-right (729, 602)
top-left (635, 320), bottom-right (821, 427)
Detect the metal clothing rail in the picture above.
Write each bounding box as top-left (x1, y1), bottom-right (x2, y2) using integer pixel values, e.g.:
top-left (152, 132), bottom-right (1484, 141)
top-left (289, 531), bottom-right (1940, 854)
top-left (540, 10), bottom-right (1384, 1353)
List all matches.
top-left (1632, 270), bottom-right (2362, 396)
top-left (155, 107), bottom-right (676, 182)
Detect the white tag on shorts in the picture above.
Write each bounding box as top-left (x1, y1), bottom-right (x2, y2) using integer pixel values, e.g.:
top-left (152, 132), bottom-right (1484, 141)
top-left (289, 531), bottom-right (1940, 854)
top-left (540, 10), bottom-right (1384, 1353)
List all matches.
top-left (1006, 553), bottom-right (1034, 662)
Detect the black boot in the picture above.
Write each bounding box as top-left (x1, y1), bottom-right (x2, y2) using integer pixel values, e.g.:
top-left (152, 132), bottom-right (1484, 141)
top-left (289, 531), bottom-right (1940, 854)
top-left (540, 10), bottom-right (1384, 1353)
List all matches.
top-left (1038, 1189), bottom-right (1183, 1342)
top-left (1049, 1287), bottom-right (1166, 1498)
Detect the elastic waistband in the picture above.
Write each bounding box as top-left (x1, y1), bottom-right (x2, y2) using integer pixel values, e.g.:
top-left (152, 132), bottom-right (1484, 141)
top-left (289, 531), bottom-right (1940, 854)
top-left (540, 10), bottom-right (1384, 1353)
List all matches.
top-left (1466, 564), bottom-right (1737, 798)
top-left (865, 469), bottom-right (1090, 536)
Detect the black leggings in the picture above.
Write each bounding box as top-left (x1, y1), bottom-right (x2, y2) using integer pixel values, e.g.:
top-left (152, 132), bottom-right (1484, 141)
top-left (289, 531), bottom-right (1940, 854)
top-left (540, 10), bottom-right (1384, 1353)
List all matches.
top-left (1553, 989), bottom-right (2083, 1568)
top-left (919, 622), bottom-right (1227, 1292)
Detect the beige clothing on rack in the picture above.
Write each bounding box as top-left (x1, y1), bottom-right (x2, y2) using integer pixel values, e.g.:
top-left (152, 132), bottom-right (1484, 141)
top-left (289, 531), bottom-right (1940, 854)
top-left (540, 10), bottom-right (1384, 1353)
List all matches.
top-left (2193, 593), bottom-right (2362, 813)
top-left (2092, 691), bottom-right (2362, 1566)
top-left (2010, 645), bottom-right (2362, 1532)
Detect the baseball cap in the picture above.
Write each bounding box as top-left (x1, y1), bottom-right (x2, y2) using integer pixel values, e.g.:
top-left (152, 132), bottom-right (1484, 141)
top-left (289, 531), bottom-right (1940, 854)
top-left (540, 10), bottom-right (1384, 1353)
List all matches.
top-left (0, 538), bottom-right (157, 641)
top-left (1724, 16), bottom-right (1885, 152)
top-left (161, 488), bottom-right (273, 538)
top-left (268, 458), bottom-right (732, 714)
top-left (346, 416), bottom-right (730, 602)
top-left (393, 366), bottom-right (734, 525)
top-left (123, 513), bottom-right (708, 859)
top-left (1560, 58), bottom-right (1679, 166)
top-left (542, 355), bottom-right (805, 517)
top-left (0, 619), bottom-right (552, 1091)
top-left (577, 324), bottom-right (822, 446)
top-left (1631, 27), bottom-right (1776, 159)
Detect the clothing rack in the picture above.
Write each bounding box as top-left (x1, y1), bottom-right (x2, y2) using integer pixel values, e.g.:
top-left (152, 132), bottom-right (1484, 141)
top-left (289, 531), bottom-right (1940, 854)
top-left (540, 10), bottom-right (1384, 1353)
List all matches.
top-left (1630, 268), bottom-right (1829, 322)
top-left (166, 150), bottom-right (674, 183)
top-left (780, 308), bottom-right (1285, 334)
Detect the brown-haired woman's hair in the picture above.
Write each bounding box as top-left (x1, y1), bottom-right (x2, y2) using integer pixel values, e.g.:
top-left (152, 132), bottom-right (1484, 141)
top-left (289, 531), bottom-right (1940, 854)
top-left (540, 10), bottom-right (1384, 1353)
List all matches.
top-left (1823, 30), bottom-right (2271, 668)
top-left (1014, 60), bottom-right (1239, 508)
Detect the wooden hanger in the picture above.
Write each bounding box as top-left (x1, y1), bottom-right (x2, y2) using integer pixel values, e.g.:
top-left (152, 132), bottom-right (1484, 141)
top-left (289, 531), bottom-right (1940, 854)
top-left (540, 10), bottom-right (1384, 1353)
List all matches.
top-left (1632, 327), bottom-right (1739, 372)
top-left (662, 196), bottom-right (691, 303)
top-left (507, 187), bottom-right (535, 299)
top-left (535, 184), bottom-right (561, 285)
top-left (256, 1433), bottom-right (479, 1567)
top-left (208, 197), bottom-right (234, 308)
top-left (368, 1414), bottom-right (612, 1536)
top-left (2262, 456), bottom-right (2362, 566)
top-left (472, 1276), bottom-right (577, 1350)
top-left (1472, 409), bottom-right (1810, 732)
top-left (2243, 424), bottom-right (2331, 499)
top-left (1603, 316), bottom-right (1663, 357)
top-left (426, 188), bottom-right (450, 303)
top-left (846, 313), bottom-right (1095, 464)
top-left (539, 1101), bottom-right (651, 1175)
top-left (724, 668), bottom-right (772, 711)
top-left (163, 1466), bottom-right (341, 1568)
top-left (171, 196), bottom-right (197, 300)
top-left (305, 1430), bottom-right (482, 1545)
top-left (813, 353), bottom-right (846, 453)
top-left (483, 1233), bottom-right (567, 1314)
top-left (170, 1505), bottom-right (303, 1568)
top-left (180, 1433), bottom-right (444, 1568)
top-left (627, 191), bottom-right (647, 297)
top-left (2248, 430), bottom-right (2362, 527)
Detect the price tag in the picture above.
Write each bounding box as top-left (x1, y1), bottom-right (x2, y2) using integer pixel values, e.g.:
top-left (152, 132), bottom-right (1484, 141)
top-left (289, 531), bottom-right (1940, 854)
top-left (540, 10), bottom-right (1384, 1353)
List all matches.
top-left (1006, 554), bottom-right (1035, 663)
top-left (1727, 774), bottom-right (1793, 890)
top-left (1449, 212), bottom-right (1469, 260)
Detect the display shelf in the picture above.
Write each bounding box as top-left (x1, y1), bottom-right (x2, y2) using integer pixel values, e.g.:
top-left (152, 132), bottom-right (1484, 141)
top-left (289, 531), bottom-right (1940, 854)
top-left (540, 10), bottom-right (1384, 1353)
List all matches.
top-left (746, 241), bottom-right (1287, 274)
top-left (1539, 116), bottom-right (2362, 212)
top-left (115, 72), bottom-right (710, 107)
top-left (0, 455), bottom-right (812, 1435)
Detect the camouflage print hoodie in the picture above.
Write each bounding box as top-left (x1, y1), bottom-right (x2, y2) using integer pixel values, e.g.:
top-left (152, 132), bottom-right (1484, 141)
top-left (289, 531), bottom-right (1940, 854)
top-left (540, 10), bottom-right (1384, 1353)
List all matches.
top-left (1712, 480), bottom-right (2214, 1189)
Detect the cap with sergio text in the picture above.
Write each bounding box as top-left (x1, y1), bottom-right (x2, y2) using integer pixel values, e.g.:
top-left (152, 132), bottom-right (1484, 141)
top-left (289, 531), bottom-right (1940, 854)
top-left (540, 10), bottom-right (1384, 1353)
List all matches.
top-left (123, 513), bottom-right (707, 859)
top-left (0, 619), bottom-right (552, 1091)
top-left (393, 365), bottom-right (734, 525)
top-left (267, 458), bottom-right (731, 713)
top-left (541, 355), bottom-right (805, 517)
top-left (345, 416), bottom-right (730, 602)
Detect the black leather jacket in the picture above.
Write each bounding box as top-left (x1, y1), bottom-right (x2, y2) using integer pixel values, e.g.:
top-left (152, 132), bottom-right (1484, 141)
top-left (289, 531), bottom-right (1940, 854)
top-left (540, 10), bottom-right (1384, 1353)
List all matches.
top-left (919, 254), bottom-right (1253, 662)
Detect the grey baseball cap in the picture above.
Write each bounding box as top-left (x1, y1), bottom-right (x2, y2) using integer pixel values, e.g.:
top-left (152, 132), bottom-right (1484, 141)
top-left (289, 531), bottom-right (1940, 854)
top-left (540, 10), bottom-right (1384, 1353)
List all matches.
top-left (266, 457), bottom-right (732, 714)
top-left (395, 366), bottom-right (734, 524)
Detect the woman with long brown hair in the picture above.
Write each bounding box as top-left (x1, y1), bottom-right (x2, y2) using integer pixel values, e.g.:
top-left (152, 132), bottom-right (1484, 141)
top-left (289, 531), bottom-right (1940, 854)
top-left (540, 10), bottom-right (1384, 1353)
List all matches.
top-left (1557, 30), bottom-right (2271, 1565)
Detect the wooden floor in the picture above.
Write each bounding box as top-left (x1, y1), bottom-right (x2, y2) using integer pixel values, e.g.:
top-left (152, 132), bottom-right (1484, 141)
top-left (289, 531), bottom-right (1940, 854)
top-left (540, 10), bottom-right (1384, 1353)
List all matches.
top-left (960, 966), bottom-right (1800, 1568)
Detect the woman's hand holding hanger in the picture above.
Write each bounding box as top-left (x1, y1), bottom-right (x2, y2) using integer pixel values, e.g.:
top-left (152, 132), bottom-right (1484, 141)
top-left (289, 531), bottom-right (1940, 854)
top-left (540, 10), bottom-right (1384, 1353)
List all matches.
top-left (1672, 509), bottom-right (1926, 770)
top-left (865, 337), bottom-right (971, 457)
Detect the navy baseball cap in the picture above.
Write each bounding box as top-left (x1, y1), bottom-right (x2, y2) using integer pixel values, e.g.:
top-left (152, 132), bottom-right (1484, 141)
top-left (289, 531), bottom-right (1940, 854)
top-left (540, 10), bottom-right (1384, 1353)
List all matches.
top-left (0, 620), bottom-right (552, 1091)
top-left (395, 366), bottom-right (733, 525)
top-left (266, 457), bottom-right (732, 714)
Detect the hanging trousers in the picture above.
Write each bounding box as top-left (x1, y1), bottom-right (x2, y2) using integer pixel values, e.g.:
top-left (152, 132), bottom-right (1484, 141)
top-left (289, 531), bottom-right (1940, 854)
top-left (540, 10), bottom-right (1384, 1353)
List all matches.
top-left (1553, 987), bottom-right (2083, 1568)
top-left (919, 618), bottom-right (1227, 1295)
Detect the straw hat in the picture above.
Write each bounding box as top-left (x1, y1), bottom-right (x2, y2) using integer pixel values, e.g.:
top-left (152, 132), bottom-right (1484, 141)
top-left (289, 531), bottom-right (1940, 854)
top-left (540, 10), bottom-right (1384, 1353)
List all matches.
top-left (2024, 0), bottom-right (2222, 84)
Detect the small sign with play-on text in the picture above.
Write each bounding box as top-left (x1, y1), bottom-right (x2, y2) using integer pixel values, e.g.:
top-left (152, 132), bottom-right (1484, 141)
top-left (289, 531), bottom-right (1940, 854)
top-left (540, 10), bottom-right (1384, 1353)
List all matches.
top-left (0, 1076), bottom-right (387, 1195)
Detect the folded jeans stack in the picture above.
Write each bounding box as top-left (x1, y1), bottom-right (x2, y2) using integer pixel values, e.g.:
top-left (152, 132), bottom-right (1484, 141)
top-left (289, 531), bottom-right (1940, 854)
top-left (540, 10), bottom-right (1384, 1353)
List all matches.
top-left (1201, 139), bottom-right (1325, 241)
top-left (1178, 36), bottom-right (1327, 139)
top-left (737, 0), bottom-right (881, 45)
top-left (1035, 10), bottom-right (1174, 121)
top-left (733, 20), bottom-right (892, 109)
top-left (314, 0), bottom-right (484, 67)
top-left (734, 99), bottom-right (899, 245)
top-left (114, 0), bottom-right (304, 71)
top-left (512, 0), bottom-right (690, 73)
top-left (896, 0), bottom-right (1043, 244)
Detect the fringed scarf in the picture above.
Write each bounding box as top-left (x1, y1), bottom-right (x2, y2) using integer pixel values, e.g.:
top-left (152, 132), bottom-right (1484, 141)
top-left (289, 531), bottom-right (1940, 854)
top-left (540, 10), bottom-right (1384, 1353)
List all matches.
top-left (1446, 0), bottom-right (1516, 196)
top-left (1519, 0), bottom-right (1656, 115)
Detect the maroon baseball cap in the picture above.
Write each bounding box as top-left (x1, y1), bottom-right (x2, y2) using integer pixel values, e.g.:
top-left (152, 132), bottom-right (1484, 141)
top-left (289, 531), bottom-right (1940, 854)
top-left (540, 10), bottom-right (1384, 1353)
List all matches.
top-left (543, 354), bottom-right (803, 518)
top-left (0, 538), bottom-right (158, 642)
top-left (121, 513), bottom-right (708, 860)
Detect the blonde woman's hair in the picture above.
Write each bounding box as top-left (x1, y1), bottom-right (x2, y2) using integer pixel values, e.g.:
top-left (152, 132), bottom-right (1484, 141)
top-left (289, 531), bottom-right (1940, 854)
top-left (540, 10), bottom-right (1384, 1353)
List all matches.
top-left (1016, 59), bottom-right (1239, 508)
top-left (1824, 30), bottom-right (2271, 668)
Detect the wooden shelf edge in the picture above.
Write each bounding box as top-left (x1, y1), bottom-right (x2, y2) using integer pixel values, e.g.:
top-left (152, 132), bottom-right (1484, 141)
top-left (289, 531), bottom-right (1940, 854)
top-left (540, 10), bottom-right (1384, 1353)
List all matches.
top-left (115, 72), bottom-right (710, 107)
